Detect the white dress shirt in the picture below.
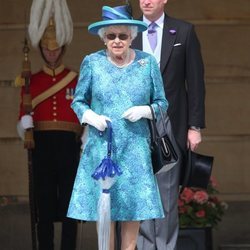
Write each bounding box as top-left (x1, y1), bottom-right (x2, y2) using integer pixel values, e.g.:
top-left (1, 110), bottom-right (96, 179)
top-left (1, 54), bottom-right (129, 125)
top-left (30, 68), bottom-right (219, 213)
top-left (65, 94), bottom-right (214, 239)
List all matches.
top-left (142, 14), bottom-right (165, 67)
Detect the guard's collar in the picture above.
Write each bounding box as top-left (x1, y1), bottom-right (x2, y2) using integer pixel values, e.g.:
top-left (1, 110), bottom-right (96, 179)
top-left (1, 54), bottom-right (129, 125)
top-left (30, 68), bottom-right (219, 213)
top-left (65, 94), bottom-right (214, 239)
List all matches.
top-left (43, 64), bottom-right (65, 76)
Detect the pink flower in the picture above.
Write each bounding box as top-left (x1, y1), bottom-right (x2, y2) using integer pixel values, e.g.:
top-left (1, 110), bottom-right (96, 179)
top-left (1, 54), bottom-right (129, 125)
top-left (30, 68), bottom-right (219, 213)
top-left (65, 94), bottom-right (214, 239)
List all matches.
top-left (179, 206), bottom-right (188, 214)
top-left (178, 176), bottom-right (227, 228)
top-left (210, 176), bottom-right (218, 188)
top-left (193, 190), bottom-right (209, 204)
top-left (180, 187), bottom-right (194, 203)
top-left (178, 199), bottom-right (185, 207)
top-left (196, 210), bottom-right (206, 218)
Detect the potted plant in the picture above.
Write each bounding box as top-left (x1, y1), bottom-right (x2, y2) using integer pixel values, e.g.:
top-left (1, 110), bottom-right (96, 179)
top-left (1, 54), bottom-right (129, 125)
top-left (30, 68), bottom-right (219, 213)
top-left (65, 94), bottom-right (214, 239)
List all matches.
top-left (177, 177), bottom-right (228, 250)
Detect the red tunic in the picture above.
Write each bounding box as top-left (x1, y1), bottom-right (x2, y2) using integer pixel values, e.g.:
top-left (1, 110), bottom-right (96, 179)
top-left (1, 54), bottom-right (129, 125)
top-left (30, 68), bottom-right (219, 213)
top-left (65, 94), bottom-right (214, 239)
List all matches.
top-left (19, 64), bottom-right (81, 134)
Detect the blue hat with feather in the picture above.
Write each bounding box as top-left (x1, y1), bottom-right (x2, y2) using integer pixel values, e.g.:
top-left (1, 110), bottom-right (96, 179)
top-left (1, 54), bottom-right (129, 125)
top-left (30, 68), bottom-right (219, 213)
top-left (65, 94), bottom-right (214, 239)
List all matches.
top-left (88, 5), bottom-right (148, 35)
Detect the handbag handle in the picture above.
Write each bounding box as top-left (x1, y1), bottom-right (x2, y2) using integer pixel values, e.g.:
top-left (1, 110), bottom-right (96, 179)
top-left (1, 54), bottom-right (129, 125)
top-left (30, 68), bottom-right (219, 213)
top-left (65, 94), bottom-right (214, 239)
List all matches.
top-left (106, 121), bottom-right (112, 157)
top-left (149, 105), bottom-right (158, 143)
top-left (149, 104), bottom-right (167, 141)
top-left (99, 121), bottom-right (113, 157)
top-left (157, 104), bottom-right (168, 135)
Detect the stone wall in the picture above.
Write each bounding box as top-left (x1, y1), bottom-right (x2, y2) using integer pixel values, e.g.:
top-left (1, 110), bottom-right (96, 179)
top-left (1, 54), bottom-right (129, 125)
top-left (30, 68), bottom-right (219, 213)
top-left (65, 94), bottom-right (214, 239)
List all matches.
top-left (0, 0), bottom-right (250, 201)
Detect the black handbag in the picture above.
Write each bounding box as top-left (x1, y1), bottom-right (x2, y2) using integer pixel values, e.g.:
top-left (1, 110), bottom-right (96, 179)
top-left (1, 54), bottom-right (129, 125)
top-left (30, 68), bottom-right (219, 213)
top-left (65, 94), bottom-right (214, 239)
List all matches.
top-left (149, 105), bottom-right (179, 174)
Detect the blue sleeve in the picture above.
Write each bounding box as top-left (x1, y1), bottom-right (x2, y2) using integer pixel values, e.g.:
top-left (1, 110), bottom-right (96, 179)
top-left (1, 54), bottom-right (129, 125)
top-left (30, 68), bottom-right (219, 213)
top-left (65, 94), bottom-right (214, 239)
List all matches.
top-left (71, 55), bottom-right (92, 123)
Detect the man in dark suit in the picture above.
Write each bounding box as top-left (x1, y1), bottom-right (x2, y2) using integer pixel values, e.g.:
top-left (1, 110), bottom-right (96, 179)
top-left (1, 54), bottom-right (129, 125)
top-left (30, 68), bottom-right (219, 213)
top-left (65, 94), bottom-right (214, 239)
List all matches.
top-left (132, 0), bottom-right (206, 249)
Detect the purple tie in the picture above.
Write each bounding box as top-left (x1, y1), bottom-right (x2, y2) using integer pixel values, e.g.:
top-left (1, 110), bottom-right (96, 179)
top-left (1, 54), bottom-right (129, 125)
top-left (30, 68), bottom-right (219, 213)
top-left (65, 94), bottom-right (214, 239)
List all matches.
top-left (148, 22), bottom-right (157, 52)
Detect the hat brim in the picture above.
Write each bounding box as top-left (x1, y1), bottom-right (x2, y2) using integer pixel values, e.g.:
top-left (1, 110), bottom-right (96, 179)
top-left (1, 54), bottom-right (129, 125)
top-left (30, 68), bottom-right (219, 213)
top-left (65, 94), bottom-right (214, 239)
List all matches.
top-left (181, 149), bottom-right (214, 190)
top-left (88, 20), bottom-right (148, 35)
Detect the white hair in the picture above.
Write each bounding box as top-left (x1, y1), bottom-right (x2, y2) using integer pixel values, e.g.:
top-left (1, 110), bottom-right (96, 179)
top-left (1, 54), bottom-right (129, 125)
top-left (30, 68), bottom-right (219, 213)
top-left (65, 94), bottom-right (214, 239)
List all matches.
top-left (98, 25), bottom-right (138, 41)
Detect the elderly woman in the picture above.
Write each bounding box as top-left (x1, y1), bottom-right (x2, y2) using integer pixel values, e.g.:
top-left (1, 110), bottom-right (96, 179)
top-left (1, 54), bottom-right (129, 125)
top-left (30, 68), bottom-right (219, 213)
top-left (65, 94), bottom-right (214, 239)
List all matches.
top-left (67, 5), bottom-right (168, 250)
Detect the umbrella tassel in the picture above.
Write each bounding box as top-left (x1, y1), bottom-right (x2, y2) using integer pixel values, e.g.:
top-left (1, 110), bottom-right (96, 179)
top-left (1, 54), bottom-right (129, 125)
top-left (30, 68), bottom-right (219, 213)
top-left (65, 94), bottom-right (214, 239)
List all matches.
top-left (92, 121), bottom-right (122, 250)
top-left (97, 192), bottom-right (111, 250)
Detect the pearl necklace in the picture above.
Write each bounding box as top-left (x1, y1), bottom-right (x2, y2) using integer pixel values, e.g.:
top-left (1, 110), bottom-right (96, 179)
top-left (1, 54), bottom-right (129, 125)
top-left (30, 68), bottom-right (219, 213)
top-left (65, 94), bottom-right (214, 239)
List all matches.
top-left (107, 49), bottom-right (133, 68)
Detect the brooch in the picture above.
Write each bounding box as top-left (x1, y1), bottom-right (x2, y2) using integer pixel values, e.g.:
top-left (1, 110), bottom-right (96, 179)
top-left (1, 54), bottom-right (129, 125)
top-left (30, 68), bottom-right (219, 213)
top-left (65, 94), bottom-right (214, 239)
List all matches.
top-left (138, 59), bottom-right (147, 67)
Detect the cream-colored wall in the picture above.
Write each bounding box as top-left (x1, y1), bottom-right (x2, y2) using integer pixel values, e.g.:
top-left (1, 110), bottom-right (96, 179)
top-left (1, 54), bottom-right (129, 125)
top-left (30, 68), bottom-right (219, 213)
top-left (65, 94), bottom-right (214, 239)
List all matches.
top-left (0, 0), bottom-right (250, 200)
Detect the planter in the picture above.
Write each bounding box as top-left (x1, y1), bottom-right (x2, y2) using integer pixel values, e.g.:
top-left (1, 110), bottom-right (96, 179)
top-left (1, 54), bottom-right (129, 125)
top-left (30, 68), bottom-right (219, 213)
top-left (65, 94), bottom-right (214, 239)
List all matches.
top-left (177, 227), bottom-right (213, 250)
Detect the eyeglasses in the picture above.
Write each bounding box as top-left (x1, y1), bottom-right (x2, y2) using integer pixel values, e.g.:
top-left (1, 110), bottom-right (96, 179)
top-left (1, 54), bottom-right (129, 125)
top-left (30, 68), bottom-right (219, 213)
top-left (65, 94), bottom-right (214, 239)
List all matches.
top-left (105, 33), bottom-right (129, 41)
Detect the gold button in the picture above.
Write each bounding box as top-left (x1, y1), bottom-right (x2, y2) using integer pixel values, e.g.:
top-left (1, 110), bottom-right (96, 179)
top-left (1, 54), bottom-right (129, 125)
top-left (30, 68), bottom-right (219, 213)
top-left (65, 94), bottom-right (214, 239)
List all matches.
top-left (53, 106), bottom-right (57, 110)
top-left (53, 119), bottom-right (57, 122)
top-left (53, 101), bottom-right (57, 105)
top-left (53, 96), bottom-right (56, 99)
top-left (53, 112), bottom-right (57, 116)
top-left (52, 78), bottom-right (56, 82)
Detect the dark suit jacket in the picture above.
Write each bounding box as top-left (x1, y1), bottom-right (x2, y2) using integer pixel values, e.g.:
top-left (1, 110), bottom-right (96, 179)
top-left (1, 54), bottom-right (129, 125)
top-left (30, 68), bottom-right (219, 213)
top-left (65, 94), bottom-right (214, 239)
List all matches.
top-left (132, 14), bottom-right (205, 153)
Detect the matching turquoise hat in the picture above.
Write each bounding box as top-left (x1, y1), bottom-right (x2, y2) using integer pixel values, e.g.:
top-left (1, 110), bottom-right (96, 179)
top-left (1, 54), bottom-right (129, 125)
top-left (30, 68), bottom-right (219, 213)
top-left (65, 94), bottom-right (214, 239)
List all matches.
top-left (88, 5), bottom-right (148, 35)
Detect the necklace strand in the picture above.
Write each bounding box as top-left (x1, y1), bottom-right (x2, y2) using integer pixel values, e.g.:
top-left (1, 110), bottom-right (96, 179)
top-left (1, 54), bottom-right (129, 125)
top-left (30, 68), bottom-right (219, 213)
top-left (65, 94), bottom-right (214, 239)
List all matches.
top-left (107, 49), bottom-right (133, 68)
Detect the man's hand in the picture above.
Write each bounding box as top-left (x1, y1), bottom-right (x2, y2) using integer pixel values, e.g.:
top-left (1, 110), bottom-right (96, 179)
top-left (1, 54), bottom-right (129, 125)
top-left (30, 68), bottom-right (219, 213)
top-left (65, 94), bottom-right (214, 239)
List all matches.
top-left (187, 129), bottom-right (202, 151)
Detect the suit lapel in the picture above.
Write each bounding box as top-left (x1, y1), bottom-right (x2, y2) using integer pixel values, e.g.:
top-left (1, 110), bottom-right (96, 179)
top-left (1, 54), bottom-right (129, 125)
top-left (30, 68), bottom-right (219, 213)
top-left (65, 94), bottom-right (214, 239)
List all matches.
top-left (160, 14), bottom-right (177, 73)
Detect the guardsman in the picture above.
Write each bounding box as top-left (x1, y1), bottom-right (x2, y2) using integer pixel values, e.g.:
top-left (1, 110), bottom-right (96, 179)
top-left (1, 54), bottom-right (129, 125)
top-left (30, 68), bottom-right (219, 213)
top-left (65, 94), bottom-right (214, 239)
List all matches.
top-left (16, 1), bottom-right (82, 249)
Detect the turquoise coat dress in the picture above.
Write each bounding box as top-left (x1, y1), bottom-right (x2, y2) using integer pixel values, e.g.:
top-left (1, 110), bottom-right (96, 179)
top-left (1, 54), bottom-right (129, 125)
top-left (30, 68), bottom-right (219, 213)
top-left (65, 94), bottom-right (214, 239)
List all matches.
top-left (67, 49), bottom-right (168, 221)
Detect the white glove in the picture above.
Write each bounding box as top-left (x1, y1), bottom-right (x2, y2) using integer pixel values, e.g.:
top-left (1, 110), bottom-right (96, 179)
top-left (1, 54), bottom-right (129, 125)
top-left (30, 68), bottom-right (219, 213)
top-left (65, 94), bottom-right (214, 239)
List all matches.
top-left (122, 105), bottom-right (152, 122)
top-left (20, 115), bottom-right (34, 129)
top-left (82, 109), bottom-right (111, 131)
